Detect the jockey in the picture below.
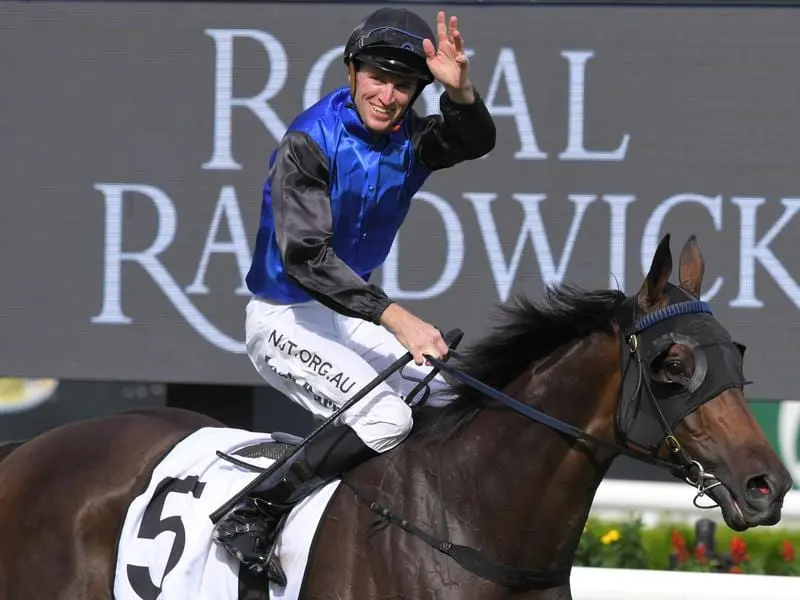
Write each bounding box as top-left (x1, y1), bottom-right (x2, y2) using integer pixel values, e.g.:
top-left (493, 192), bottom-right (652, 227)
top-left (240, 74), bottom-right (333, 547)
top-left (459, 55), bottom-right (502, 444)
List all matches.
top-left (213, 7), bottom-right (496, 582)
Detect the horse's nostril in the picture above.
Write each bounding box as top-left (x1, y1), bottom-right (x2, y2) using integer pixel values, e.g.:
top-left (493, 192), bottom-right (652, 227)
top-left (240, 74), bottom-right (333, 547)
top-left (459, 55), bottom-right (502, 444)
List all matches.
top-left (745, 474), bottom-right (773, 502)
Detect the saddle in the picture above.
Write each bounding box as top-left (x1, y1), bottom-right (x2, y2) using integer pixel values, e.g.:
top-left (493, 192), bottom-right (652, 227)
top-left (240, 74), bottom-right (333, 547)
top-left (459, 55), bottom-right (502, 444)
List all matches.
top-left (233, 431), bottom-right (303, 461)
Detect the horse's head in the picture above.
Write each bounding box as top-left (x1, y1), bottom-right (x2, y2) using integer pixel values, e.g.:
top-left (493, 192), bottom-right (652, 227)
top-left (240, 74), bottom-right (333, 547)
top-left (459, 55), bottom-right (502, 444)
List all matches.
top-left (619, 234), bottom-right (792, 531)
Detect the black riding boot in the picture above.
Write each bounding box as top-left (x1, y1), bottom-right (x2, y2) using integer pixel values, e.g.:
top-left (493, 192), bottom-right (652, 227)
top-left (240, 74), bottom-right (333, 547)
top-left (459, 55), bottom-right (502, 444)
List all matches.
top-left (213, 424), bottom-right (377, 584)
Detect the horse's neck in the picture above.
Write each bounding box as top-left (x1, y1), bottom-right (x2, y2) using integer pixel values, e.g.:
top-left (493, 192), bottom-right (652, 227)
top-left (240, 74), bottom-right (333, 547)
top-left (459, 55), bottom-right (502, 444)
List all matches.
top-left (429, 332), bottom-right (621, 574)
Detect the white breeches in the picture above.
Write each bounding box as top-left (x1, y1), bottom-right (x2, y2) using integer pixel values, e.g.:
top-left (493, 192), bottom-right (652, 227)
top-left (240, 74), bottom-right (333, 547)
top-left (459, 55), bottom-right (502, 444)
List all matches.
top-left (245, 297), bottom-right (453, 453)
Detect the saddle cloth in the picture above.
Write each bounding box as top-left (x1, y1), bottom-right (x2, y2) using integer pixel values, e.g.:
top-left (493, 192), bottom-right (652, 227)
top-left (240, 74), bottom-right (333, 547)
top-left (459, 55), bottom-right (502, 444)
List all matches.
top-left (113, 426), bottom-right (340, 600)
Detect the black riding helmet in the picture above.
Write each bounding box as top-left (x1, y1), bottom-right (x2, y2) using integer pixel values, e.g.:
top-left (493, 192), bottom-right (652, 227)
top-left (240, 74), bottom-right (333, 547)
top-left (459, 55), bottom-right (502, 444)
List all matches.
top-left (343, 8), bottom-right (436, 87)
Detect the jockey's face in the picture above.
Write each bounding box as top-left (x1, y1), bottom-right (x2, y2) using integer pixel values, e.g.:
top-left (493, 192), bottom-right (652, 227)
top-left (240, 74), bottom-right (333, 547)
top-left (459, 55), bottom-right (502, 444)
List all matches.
top-left (351, 64), bottom-right (417, 134)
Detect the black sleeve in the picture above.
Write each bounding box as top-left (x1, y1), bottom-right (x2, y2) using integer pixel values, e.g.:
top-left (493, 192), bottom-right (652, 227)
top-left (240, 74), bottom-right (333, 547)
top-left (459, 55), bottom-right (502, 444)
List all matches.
top-left (270, 131), bottom-right (393, 324)
top-left (411, 88), bottom-right (497, 171)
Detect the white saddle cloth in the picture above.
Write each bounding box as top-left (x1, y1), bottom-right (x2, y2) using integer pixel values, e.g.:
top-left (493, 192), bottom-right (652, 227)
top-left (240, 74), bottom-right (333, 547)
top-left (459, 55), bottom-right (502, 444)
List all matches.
top-left (113, 426), bottom-right (341, 600)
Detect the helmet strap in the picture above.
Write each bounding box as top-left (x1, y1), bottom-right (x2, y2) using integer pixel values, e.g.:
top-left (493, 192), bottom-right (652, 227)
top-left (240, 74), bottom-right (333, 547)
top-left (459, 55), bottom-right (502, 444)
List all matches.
top-left (347, 62), bottom-right (357, 98)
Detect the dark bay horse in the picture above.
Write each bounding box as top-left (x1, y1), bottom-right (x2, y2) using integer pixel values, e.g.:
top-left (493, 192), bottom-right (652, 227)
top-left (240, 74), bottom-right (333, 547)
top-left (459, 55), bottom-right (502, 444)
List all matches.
top-left (0, 234), bottom-right (792, 600)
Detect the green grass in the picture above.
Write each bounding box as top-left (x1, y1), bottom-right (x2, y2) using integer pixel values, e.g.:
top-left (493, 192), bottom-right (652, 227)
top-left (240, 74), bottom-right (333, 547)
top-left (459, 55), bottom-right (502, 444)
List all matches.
top-left (576, 517), bottom-right (800, 576)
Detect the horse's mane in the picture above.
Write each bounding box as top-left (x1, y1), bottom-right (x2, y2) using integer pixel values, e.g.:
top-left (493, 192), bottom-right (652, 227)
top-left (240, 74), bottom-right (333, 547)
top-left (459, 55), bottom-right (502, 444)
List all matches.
top-left (410, 285), bottom-right (628, 440)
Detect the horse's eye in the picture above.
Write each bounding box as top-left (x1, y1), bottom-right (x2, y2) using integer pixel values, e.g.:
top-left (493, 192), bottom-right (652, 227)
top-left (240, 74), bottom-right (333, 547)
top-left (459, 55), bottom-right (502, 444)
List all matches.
top-left (663, 359), bottom-right (684, 378)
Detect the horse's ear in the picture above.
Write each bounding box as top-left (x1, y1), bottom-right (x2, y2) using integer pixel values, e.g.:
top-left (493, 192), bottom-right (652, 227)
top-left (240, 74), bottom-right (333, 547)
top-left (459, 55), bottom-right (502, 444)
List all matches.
top-left (678, 234), bottom-right (705, 299)
top-left (638, 234), bottom-right (673, 310)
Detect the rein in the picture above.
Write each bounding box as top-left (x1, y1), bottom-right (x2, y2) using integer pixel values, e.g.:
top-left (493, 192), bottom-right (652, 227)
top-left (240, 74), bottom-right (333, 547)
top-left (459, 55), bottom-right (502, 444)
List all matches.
top-left (344, 298), bottom-right (726, 592)
top-left (428, 299), bottom-right (723, 504)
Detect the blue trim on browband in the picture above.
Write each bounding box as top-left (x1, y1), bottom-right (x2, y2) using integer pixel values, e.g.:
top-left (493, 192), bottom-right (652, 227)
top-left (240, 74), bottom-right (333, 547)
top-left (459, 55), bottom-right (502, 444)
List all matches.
top-left (630, 300), bottom-right (713, 335)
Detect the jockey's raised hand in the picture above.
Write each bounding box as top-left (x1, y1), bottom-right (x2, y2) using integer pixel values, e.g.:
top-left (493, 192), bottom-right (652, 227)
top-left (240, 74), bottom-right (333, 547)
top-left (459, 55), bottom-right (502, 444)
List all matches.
top-left (423, 11), bottom-right (475, 103)
top-left (379, 303), bottom-right (450, 366)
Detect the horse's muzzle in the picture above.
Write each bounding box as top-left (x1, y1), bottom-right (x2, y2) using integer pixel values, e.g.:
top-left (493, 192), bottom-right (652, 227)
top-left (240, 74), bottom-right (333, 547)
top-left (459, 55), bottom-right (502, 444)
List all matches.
top-left (712, 468), bottom-right (793, 531)
top-left (741, 470), bottom-right (793, 525)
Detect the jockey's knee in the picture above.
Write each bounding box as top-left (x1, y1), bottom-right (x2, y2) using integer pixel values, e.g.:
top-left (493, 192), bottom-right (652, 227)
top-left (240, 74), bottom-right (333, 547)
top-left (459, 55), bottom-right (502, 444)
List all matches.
top-left (349, 398), bottom-right (413, 454)
top-left (381, 400), bottom-right (414, 443)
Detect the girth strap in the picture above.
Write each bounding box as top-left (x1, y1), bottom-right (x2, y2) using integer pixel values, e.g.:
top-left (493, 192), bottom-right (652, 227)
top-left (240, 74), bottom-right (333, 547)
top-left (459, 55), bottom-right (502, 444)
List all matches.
top-left (341, 479), bottom-right (571, 591)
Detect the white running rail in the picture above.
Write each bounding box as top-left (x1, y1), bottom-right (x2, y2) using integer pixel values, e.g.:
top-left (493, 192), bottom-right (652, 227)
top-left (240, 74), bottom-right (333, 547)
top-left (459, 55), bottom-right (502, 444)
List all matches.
top-left (590, 479), bottom-right (800, 528)
top-left (571, 566), bottom-right (800, 599)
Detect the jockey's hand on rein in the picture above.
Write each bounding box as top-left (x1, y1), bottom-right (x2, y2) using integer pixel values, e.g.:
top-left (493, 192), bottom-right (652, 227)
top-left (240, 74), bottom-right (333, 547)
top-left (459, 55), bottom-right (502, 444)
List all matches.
top-left (379, 303), bottom-right (449, 365)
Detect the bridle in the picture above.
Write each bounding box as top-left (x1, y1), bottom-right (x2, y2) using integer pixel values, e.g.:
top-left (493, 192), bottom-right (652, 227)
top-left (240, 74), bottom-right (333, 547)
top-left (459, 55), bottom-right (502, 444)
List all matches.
top-left (616, 298), bottom-right (727, 508)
